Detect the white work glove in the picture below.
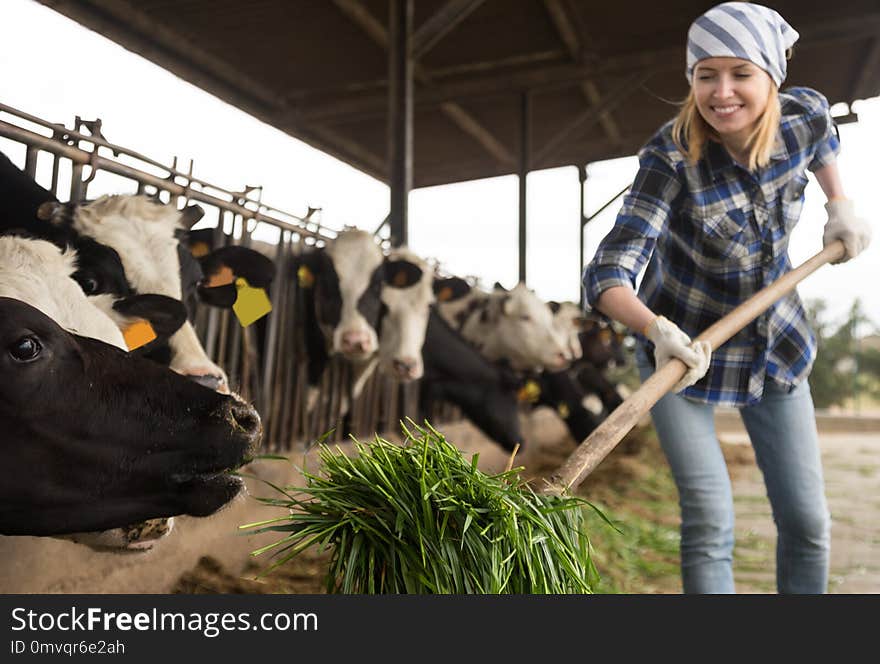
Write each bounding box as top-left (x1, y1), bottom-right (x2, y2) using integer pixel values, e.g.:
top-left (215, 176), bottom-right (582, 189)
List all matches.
top-left (645, 316), bottom-right (712, 393)
top-left (823, 199), bottom-right (872, 264)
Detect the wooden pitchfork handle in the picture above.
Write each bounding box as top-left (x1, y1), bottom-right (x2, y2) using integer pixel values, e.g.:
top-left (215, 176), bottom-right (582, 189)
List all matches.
top-left (542, 240), bottom-right (846, 496)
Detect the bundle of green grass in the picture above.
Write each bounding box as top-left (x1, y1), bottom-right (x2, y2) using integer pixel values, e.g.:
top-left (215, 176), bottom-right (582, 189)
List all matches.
top-left (242, 421), bottom-right (602, 594)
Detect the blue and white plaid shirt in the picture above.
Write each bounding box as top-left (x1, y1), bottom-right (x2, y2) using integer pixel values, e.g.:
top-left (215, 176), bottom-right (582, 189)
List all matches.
top-left (583, 87), bottom-right (840, 407)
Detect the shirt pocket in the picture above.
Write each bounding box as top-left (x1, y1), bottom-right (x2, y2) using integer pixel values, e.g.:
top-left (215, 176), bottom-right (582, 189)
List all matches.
top-left (701, 208), bottom-right (751, 261)
top-left (781, 173), bottom-right (808, 232)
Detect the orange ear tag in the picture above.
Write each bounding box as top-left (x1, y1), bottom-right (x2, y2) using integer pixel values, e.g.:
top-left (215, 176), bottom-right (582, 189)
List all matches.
top-left (123, 320), bottom-right (157, 350)
top-left (190, 242), bottom-right (211, 258)
top-left (205, 265), bottom-right (235, 288)
top-left (232, 277), bottom-right (272, 327)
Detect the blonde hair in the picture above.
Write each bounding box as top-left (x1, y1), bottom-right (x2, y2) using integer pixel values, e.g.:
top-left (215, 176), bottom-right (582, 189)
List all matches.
top-left (672, 84), bottom-right (781, 171)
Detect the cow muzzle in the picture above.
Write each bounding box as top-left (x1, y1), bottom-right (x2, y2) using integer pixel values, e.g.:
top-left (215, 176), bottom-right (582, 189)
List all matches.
top-left (391, 357), bottom-right (422, 382)
top-left (339, 329), bottom-right (376, 358)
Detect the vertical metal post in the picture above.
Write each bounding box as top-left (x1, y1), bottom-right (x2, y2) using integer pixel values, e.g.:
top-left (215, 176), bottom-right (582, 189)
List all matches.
top-left (388, 0), bottom-right (413, 248)
top-left (518, 91), bottom-right (531, 284)
top-left (24, 146), bottom-right (38, 178)
top-left (579, 164), bottom-right (587, 310)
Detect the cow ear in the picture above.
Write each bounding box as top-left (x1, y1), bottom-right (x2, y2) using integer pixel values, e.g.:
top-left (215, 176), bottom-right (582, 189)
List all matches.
top-left (547, 300), bottom-right (561, 314)
top-left (200, 246), bottom-right (275, 289)
top-left (383, 259), bottom-right (423, 289)
top-left (112, 294), bottom-right (187, 340)
top-left (196, 283), bottom-right (238, 309)
top-left (433, 276), bottom-right (470, 302)
top-left (180, 227), bottom-right (216, 258)
top-left (493, 281), bottom-right (508, 292)
top-left (178, 204), bottom-right (205, 230)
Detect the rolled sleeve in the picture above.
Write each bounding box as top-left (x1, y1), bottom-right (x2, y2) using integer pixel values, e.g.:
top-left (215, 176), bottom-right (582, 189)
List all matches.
top-left (582, 149), bottom-right (680, 311)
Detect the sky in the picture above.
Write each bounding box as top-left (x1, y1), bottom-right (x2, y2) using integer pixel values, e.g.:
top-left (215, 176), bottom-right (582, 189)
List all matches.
top-left (1, 0), bottom-right (878, 330)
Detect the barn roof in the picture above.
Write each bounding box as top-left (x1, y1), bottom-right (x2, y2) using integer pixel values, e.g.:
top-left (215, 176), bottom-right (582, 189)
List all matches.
top-left (37, 0), bottom-right (880, 188)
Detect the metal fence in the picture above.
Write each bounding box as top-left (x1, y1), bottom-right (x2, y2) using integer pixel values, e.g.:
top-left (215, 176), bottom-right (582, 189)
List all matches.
top-left (0, 102), bottom-right (456, 452)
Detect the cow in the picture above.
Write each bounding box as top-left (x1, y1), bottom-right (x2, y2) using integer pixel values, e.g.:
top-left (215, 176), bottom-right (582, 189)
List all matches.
top-left (378, 246), bottom-right (435, 382)
top-left (0, 235), bottom-right (262, 548)
top-left (548, 300), bottom-right (587, 362)
top-left (0, 154), bottom-right (275, 391)
top-left (419, 308), bottom-right (524, 452)
top-left (295, 229), bottom-right (435, 416)
top-left (0, 297), bottom-right (261, 543)
top-left (438, 280), bottom-right (570, 373)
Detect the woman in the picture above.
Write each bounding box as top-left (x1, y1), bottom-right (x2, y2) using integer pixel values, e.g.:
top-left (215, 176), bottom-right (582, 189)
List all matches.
top-left (582, 2), bottom-right (871, 593)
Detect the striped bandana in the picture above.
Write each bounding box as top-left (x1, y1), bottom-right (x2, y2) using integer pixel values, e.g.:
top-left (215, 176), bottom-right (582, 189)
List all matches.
top-left (686, 2), bottom-right (799, 87)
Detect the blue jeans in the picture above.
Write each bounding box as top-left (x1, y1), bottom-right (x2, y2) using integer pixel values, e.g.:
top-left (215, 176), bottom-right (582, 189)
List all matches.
top-left (636, 347), bottom-right (830, 594)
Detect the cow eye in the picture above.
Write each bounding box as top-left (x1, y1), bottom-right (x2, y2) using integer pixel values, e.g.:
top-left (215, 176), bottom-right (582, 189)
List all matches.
top-left (520, 314), bottom-right (531, 322)
top-left (74, 271), bottom-right (101, 295)
top-left (9, 336), bottom-right (42, 362)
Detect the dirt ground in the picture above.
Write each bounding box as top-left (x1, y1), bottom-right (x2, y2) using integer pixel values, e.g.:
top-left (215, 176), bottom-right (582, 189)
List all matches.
top-left (171, 408), bottom-right (880, 595)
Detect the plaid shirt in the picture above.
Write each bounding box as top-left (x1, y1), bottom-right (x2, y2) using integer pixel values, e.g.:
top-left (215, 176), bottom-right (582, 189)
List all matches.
top-left (583, 87), bottom-right (840, 407)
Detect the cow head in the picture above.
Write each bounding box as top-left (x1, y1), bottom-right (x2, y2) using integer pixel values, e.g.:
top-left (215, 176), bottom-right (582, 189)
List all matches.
top-left (299, 228), bottom-right (384, 361)
top-left (377, 247), bottom-right (435, 382)
top-left (480, 283), bottom-right (570, 372)
top-left (548, 300), bottom-right (587, 362)
top-left (0, 298), bottom-right (262, 547)
top-left (46, 195), bottom-right (231, 392)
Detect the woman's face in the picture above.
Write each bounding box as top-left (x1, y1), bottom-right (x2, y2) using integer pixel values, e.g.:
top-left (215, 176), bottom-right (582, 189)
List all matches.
top-left (693, 57), bottom-right (773, 148)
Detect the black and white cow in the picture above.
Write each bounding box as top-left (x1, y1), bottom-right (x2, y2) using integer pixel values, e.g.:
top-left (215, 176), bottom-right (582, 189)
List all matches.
top-left (439, 280), bottom-right (570, 373)
top-left (295, 229), bottom-right (435, 413)
top-left (419, 308), bottom-right (524, 452)
top-left (0, 297), bottom-right (261, 541)
top-left (0, 154), bottom-right (274, 391)
top-left (0, 236), bottom-right (262, 549)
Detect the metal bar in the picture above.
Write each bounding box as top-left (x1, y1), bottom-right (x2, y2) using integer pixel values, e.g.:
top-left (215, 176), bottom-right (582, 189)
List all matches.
top-left (411, 0), bottom-right (485, 61)
top-left (0, 120), bottom-right (334, 239)
top-left (579, 164), bottom-right (586, 310)
top-left (518, 91), bottom-right (530, 284)
top-left (584, 183), bottom-right (629, 225)
top-left (388, 0), bottom-right (413, 248)
top-left (23, 146), bottom-right (39, 178)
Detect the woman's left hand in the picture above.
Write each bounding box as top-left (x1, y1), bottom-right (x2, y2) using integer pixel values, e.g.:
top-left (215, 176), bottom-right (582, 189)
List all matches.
top-left (823, 199), bottom-right (872, 263)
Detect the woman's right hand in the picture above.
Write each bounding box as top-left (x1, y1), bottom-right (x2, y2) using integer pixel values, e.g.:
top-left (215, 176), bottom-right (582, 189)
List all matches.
top-left (644, 316), bottom-right (712, 392)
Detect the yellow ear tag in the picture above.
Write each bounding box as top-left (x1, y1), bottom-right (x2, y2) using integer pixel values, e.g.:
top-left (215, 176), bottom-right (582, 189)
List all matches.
top-left (297, 265), bottom-right (315, 289)
top-left (205, 265), bottom-right (235, 288)
top-left (232, 277), bottom-right (272, 327)
top-left (557, 402), bottom-right (571, 419)
top-left (123, 320), bottom-right (157, 351)
top-left (516, 380), bottom-right (541, 403)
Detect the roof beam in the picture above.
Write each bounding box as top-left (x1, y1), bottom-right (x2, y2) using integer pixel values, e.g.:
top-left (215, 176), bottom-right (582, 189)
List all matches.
top-left (534, 70), bottom-right (653, 164)
top-left (542, 0), bottom-right (622, 145)
top-left (848, 37), bottom-right (880, 104)
top-left (412, 0), bottom-right (486, 60)
top-left (332, 0), bottom-right (515, 165)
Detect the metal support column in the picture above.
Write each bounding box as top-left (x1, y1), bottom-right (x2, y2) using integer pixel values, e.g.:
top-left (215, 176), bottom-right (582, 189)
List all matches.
top-left (388, 0), bottom-right (413, 248)
top-left (518, 91), bottom-right (531, 284)
top-left (579, 164), bottom-right (587, 309)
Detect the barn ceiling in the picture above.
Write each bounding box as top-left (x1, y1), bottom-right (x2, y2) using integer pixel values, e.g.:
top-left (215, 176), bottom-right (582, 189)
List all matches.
top-left (37, 0), bottom-right (880, 188)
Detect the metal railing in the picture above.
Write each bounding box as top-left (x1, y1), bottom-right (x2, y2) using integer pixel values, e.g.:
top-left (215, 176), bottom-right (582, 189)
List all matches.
top-left (0, 102), bottom-right (449, 451)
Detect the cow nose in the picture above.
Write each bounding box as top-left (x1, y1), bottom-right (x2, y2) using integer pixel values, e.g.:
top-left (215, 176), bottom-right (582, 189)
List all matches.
top-left (228, 399), bottom-right (262, 453)
top-left (341, 330), bottom-right (372, 354)
top-left (392, 357), bottom-right (419, 381)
